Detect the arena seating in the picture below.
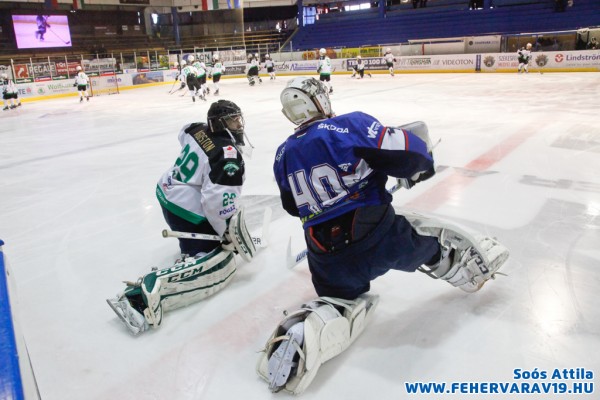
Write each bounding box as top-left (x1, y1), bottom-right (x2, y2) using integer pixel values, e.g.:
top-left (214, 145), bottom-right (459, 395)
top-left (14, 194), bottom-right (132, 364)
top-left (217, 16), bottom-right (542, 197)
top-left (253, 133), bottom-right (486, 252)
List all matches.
top-left (288, 0), bottom-right (600, 50)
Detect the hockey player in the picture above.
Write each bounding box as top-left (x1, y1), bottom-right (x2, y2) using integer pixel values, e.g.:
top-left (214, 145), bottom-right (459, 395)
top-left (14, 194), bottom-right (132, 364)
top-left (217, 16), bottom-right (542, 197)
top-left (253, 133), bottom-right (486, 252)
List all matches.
top-left (107, 100), bottom-right (256, 335)
top-left (177, 59), bottom-right (201, 102)
top-left (264, 54), bottom-right (276, 80)
top-left (2, 74), bottom-right (22, 110)
top-left (247, 53), bottom-right (262, 86)
top-left (517, 43), bottom-right (532, 73)
top-left (190, 55), bottom-right (208, 100)
top-left (317, 48), bottom-right (333, 94)
top-left (351, 55), bottom-right (371, 79)
top-left (257, 77), bottom-right (509, 394)
top-left (35, 15), bottom-right (50, 41)
top-left (210, 54), bottom-right (224, 95)
top-left (384, 47), bottom-right (397, 76)
top-left (73, 66), bottom-right (90, 102)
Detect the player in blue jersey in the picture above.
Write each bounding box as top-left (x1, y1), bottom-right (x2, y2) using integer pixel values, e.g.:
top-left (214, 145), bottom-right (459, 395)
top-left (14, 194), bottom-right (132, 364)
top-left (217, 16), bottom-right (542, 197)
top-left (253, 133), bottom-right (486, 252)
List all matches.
top-left (257, 76), bottom-right (509, 394)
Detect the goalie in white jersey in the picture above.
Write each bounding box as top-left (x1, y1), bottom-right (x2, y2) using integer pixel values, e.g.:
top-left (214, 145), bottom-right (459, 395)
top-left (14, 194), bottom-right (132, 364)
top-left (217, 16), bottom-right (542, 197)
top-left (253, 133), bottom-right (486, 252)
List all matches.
top-left (107, 100), bottom-right (257, 335)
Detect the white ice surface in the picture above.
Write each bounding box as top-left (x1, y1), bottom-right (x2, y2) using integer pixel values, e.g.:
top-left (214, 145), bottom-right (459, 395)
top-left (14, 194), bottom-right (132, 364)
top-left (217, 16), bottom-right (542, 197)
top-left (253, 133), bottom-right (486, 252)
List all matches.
top-left (1, 72), bottom-right (599, 399)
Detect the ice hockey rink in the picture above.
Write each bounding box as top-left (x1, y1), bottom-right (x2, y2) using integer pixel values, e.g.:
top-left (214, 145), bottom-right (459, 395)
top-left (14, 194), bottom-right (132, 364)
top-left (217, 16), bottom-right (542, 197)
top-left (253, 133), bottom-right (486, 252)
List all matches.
top-left (1, 71), bottom-right (599, 400)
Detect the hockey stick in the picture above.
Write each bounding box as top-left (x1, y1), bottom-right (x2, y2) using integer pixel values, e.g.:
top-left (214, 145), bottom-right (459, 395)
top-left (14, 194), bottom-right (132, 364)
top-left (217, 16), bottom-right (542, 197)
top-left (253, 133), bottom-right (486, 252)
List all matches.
top-left (170, 84), bottom-right (185, 95)
top-left (47, 27), bottom-right (70, 45)
top-left (162, 207), bottom-right (272, 248)
top-left (167, 79), bottom-right (178, 94)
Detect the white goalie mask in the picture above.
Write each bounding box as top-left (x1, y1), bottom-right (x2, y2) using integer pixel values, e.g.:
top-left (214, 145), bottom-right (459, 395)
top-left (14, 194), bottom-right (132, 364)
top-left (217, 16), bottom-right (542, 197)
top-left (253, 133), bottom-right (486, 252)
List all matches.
top-left (280, 77), bottom-right (333, 126)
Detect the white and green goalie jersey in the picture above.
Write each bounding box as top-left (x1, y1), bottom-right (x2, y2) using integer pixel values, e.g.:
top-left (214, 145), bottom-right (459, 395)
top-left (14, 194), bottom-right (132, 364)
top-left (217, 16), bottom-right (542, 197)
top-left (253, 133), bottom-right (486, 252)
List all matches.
top-left (156, 123), bottom-right (245, 236)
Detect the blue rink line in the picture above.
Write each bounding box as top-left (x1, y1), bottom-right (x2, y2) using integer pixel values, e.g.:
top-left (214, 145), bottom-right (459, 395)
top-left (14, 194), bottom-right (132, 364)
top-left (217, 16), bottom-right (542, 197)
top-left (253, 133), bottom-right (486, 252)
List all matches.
top-left (0, 239), bottom-right (25, 400)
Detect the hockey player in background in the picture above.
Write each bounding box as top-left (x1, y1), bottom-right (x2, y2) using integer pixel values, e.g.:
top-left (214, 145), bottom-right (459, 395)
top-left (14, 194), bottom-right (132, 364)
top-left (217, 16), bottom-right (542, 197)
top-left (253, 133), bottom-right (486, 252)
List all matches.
top-left (35, 15), bottom-right (50, 41)
top-left (210, 53), bottom-right (224, 95)
top-left (2, 73), bottom-right (22, 110)
top-left (351, 55), bottom-right (371, 79)
top-left (177, 59), bottom-right (201, 102)
top-left (384, 47), bottom-right (397, 76)
top-left (257, 77), bottom-right (509, 394)
top-left (317, 48), bottom-right (333, 93)
top-left (517, 43), bottom-right (532, 73)
top-left (190, 55), bottom-right (209, 100)
top-left (73, 66), bottom-right (90, 102)
top-left (247, 53), bottom-right (262, 86)
top-left (264, 54), bottom-right (276, 80)
top-left (107, 100), bottom-right (257, 335)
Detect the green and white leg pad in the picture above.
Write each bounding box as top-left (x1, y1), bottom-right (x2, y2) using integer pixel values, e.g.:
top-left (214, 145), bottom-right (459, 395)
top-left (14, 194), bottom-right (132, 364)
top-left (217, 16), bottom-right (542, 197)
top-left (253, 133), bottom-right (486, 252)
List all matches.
top-left (256, 294), bottom-right (379, 394)
top-left (107, 247), bottom-right (236, 334)
top-left (399, 208), bottom-right (510, 292)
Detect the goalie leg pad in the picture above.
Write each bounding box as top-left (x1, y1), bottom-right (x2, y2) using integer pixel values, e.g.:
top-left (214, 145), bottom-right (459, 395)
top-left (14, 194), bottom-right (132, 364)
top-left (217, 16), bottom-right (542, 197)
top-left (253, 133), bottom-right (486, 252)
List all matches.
top-left (108, 248), bottom-right (236, 334)
top-left (155, 247), bottom-right (237, 312)
top-left (399, 208), bottom-right (510, 292)
top-left (225, 206), bottom-right (256, 262)
top-left (256, 294), bottom-right (379, 394)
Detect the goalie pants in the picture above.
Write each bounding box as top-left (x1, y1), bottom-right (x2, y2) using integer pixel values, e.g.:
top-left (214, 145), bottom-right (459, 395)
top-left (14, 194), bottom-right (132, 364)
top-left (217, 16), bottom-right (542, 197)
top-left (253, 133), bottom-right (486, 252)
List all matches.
top-left (161, 205), bottom-right (220, 256)
top-left (305, 204), bottom-right (440, 300)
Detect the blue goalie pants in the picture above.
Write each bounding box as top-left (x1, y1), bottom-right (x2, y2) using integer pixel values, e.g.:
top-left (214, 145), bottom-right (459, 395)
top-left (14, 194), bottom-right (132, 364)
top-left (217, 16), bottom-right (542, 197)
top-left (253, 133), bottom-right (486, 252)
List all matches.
top-left (305, 204), bottom-right (440, 300)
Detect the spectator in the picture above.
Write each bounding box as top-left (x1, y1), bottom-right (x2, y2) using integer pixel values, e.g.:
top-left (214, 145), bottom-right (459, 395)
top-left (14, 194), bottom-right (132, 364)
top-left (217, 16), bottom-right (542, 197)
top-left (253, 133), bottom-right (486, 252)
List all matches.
top-left (588, 37), bottom-right (599, 50)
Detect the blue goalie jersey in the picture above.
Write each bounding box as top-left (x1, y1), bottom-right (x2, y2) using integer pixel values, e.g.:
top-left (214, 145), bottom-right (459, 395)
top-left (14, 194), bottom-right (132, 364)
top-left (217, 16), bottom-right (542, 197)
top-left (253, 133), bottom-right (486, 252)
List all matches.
top-left (273, 111), bottom-right (434, 227)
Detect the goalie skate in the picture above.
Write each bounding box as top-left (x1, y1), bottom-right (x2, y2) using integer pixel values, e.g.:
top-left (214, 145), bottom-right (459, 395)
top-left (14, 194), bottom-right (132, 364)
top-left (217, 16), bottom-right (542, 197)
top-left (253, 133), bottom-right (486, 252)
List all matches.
top-left (257, 294), bottom-right (379, 394)
top-left (267, 321), bottom-right (305, 391)
top-left (106, 287), bottom-right (149, 336)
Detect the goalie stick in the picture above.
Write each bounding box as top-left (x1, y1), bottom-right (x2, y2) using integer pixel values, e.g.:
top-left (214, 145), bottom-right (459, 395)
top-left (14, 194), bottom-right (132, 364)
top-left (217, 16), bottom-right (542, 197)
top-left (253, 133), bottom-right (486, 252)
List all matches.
top-left (163, 206), bottom-right (272, 249)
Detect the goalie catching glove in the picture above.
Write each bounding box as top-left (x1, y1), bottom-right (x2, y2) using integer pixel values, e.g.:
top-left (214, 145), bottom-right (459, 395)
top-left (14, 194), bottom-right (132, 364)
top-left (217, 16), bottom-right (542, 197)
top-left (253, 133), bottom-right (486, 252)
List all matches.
top-left (394, 121), bottom-right (436, 189)
top-left (256, 294), bottom-right (379, 394)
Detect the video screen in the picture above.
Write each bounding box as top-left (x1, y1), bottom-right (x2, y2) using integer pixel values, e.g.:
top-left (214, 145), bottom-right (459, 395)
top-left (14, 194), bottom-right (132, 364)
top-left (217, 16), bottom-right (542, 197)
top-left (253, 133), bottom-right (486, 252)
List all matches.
top-left (12, 14), bottom-right (72, 49)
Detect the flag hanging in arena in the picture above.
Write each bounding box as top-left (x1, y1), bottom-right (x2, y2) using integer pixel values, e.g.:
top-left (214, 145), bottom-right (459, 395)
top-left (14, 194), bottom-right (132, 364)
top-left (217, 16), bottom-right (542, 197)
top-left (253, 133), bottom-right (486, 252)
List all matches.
top-left (201, 0), bottom-right (219, 10)
top-left (73, 0), bottom-right (85, 9)
top-left (45, 0), bottom-right (59, 8)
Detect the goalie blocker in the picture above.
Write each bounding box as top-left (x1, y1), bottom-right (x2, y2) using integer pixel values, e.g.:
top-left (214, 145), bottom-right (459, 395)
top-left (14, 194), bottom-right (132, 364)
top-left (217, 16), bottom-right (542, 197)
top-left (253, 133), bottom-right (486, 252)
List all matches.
top-left (107, 207), bottom-right (256, 335)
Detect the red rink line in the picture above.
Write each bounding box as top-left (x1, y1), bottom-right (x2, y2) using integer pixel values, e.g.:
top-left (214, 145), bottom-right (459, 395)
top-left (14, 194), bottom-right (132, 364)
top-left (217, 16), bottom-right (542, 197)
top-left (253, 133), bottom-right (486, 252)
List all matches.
top-left (404, 127), bottom-right (533, 212)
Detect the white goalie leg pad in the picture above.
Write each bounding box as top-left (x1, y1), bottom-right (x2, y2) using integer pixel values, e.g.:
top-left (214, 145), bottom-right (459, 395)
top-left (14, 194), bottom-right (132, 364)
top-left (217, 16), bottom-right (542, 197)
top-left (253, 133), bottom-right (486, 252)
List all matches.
top-left (256, 294), bottom-right (379, 394)
top-left (153, 248), bottom-right (237, 312)
top-left (224, 206), bottom-right (256, 262)
top-left (398, 208), bottom-right (510, 292)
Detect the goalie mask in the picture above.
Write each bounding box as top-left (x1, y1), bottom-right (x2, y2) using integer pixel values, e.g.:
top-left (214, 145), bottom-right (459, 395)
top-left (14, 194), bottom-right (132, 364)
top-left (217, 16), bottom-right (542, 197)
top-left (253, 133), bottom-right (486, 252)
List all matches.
top-left (280, 77), bottom-right (333, 126)
top-left (208, 100), bottom-right (246, 146)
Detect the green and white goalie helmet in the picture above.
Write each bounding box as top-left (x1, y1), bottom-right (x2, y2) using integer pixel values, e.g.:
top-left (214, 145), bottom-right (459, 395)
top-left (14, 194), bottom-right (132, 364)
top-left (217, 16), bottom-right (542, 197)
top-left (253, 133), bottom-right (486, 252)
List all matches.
top-left (280, 77), bottom-right (333, 126)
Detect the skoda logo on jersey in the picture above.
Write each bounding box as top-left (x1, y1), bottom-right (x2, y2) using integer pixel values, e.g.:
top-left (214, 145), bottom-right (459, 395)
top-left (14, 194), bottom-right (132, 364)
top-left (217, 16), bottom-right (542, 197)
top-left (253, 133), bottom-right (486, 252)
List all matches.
top-left (318, 123), bottom-right (349, 134)
top-left (367, 121), bottom-right (380, 138)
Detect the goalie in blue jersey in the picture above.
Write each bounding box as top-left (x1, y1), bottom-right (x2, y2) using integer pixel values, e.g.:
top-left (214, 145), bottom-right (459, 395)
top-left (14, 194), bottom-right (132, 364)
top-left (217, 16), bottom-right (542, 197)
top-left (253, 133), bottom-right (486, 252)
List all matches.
top-left (257, 77), bottom-right (510, 394)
